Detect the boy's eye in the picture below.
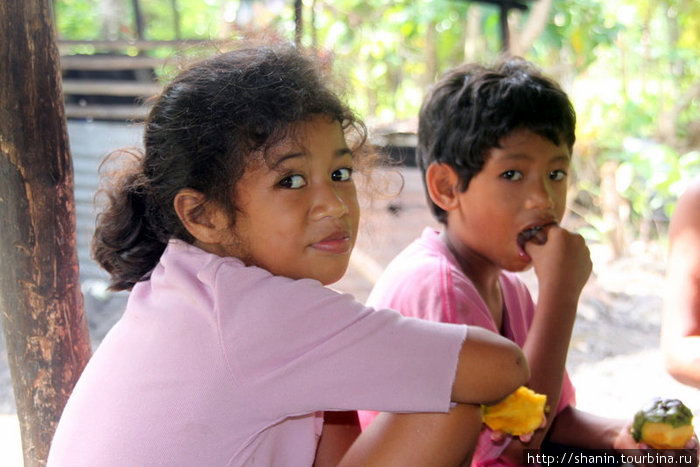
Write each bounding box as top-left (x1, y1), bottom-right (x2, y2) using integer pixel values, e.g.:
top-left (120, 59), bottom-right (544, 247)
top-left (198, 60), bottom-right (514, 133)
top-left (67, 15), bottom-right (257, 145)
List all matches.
top-left (332, 167), bottom-right (353, 182)
top-left (550, 169), bottom-right (567, 181)
top-left (278, 174), bottom-right (306, 189)
top-left (501, 170), bottom-right (523, 181)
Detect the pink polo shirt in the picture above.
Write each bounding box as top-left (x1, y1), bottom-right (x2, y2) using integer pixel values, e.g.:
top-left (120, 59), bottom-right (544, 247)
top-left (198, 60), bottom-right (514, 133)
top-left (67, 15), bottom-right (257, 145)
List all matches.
top-left (360, 228), bottom-right (576, 466)
top-left (47, 239), bottom-right (467, 467)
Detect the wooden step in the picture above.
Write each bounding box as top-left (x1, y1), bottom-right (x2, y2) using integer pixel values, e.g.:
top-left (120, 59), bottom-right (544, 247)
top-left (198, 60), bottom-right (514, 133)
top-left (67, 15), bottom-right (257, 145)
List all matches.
top-left (64, 104), bottom-right (152, 121)
top-left (60, 55), bottom-right (169, 71)
top-left (62, 79), bottom-right (162, 97)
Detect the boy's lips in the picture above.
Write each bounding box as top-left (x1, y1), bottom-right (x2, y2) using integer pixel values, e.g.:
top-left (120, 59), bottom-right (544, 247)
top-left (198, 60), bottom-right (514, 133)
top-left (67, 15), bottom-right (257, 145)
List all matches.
top-left (517, 221), bottom-right (557, 251)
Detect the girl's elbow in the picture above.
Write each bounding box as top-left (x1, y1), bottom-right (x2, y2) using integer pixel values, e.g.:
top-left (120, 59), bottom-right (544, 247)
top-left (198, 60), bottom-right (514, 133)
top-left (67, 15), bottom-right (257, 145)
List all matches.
top-left (509, 343), bottom-right (530, 384)
top-left (495, 342), bottom-right (530, 402)
top-left (453, 327), bottom-right (530, 404)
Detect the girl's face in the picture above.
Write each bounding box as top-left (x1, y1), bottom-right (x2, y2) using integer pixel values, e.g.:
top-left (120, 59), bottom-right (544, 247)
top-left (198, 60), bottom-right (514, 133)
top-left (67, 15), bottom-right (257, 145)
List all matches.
top-left (447, 128), bottom-right (571, 272)
top-left (221, 116), bottom-right (360, 285)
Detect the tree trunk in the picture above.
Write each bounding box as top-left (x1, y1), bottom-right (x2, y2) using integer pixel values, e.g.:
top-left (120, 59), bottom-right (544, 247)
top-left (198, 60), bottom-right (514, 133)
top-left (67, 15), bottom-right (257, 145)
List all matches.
top-left (509, 0), bottom-right (553, 57)
top-left (294, 0), bottom-right (303, 46)
top-left (423, 20), bottom-right (438, 90)
top-left (131, 0), bottom-right (145, 40)
top-left (600, 161), bottom-right (628, 259)
top-left (0, 2), bottom-right (92, 466)
top-left (170, 0), bottom-right (182, 40)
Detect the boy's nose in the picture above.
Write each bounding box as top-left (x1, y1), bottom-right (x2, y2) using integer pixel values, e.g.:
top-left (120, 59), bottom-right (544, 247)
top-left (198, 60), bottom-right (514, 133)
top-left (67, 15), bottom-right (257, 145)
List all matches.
top-left (525, 179), bottom-right (555, 210)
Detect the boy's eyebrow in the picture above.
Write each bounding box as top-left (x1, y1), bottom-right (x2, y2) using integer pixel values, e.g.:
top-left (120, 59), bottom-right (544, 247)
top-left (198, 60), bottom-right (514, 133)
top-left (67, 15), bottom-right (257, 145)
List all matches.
top-left (497, 152), bottom-right (571, 163)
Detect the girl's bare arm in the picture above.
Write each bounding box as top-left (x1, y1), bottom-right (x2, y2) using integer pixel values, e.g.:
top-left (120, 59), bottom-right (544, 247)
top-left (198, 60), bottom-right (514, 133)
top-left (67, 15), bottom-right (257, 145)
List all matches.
top-left (338, 328), bottom-right (529, 467)
top-left (314, 411), bottom-right (362, 467)
top-left (451, 326), bottom-right (530, 405)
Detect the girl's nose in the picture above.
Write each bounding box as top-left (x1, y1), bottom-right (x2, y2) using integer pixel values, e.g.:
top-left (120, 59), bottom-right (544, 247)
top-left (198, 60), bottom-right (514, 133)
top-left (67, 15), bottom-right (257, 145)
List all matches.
top-left (311, 183), bottom-right (350, 220)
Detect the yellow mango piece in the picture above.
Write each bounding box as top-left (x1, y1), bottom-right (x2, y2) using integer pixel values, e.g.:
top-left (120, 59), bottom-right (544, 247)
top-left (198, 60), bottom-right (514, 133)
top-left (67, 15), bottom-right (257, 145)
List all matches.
top-left (640, 422), bottom-right (694, 450)
top-left (631, 398), bottom-right (695, 449)
top-left (482, 386), bottom-right (547, 436)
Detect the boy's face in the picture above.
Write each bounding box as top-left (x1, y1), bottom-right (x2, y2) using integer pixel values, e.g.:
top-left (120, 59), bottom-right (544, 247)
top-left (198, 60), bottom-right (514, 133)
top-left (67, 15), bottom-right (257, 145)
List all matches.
top-left (447, 128), bottom-right (571, 272)
top-left (218, 116), bottom-right (360, 285)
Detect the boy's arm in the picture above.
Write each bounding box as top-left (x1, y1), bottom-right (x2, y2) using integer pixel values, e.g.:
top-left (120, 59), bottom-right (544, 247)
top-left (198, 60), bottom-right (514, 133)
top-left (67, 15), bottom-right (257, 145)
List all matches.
top-left (546, 406), bottom-right (630, 450)
top-left (520, 226), bottom-right (592, 446)
top-left (497, 406), bottom-right (629, 464)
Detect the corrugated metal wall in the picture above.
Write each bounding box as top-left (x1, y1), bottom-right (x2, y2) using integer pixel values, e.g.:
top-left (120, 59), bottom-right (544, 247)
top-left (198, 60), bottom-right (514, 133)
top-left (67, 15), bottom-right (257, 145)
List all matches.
top-left (69, 120), bottom-right (144, 282)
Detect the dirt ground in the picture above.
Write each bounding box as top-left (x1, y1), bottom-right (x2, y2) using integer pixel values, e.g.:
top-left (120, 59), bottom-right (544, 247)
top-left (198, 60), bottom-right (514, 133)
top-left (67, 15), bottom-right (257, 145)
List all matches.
top-left (1, 166), bottom-right (698, 465)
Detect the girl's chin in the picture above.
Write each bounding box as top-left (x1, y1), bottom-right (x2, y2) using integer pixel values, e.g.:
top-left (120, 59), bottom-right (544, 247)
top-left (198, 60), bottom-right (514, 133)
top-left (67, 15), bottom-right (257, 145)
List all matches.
top-left (306, 263), bottom-right (351, 286)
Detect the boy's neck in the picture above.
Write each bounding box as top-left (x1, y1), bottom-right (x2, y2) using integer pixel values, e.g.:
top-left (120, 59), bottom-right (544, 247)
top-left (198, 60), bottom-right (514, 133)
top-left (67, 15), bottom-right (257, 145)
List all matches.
top-left (440, 229), bottom-right (505, 327)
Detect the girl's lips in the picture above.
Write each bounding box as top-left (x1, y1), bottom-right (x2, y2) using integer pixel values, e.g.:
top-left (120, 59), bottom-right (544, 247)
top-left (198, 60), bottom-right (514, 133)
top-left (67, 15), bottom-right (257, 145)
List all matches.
top-left (311, 233), bottom-right (353, 254)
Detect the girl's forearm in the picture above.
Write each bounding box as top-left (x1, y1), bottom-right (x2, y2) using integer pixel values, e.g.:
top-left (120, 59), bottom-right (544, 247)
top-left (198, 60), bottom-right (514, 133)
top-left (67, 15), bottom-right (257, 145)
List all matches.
top-left (314, 411), bottom-right (361, 467)
top-left (340, 404), bottom-right (481, 467)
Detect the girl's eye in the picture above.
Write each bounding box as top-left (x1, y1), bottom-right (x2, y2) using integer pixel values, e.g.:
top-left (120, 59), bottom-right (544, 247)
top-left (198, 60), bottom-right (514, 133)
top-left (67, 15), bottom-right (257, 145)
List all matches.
top-left (332, 167), bottom-right (353, 182)
top-left (278, 174), bottom-right (306, 189)
top-left (501, 170), bottom-right (523, 181)
top-left (550, 170), bottom-right (567, 181)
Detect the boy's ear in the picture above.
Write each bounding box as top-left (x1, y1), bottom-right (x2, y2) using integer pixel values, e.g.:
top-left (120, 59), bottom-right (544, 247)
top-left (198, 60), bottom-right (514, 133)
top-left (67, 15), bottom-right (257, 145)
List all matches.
top-left (425, 163), bottom-right (460, 211)
top-left (173, 188), bottom-right (230, 244)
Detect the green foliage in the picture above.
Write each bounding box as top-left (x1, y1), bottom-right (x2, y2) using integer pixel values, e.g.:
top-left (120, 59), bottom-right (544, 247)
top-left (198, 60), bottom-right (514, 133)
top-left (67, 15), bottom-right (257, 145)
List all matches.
top-left (616, 143), bottom-right (700, 223)
top-left (55, 0), bottom-right (102, 39)
top-left (54, 0), bottom-right (700, 247)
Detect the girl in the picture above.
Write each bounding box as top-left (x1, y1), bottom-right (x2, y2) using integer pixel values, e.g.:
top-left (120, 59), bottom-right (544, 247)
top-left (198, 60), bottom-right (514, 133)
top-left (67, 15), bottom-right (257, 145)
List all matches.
top-left (47, 43), bottom-right (530, 467)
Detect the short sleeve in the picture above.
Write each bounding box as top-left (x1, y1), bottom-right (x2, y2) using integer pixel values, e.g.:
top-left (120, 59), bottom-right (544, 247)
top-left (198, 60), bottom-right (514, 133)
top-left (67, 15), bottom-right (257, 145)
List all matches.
top-left (207, 261), bottom-right (468, 419)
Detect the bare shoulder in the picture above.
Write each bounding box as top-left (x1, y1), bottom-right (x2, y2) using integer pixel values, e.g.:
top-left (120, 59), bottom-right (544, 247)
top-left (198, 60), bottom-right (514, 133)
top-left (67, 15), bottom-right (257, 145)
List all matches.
top-left (671, 178), bottom-right (700, 236)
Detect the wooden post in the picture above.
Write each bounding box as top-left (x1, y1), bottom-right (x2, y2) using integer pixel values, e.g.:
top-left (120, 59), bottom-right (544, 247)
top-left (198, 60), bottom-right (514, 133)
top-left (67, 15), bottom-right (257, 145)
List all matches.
top-left (0, 1), bottom-right (92, 466)
top-left (131, 0), bottom-right (145, 40)
top-left (294, 0), bottom-right (303, 46)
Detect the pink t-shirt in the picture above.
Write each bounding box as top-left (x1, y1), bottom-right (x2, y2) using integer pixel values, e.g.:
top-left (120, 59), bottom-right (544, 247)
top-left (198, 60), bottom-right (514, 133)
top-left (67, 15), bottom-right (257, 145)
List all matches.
top-left (48, 240), bottom-right (467, 467)
top-left (360, 228), bottom-right (576, 466)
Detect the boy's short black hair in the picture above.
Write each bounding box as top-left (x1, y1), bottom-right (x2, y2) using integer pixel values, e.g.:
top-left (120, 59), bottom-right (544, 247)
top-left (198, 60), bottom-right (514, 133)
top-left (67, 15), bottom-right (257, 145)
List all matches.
top-left (416, 57), bottom-right (576, 223)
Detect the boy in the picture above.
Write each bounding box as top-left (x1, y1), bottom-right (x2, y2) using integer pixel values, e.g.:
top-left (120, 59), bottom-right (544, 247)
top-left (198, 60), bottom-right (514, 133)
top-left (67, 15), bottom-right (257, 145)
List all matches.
top-left (361, 58), bottom-right (638, 465)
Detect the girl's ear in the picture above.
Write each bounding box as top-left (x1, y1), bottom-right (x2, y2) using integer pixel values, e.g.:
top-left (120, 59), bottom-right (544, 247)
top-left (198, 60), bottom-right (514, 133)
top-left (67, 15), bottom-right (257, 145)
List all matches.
top-left (425, 163), bottom-right (460, 211)
top-left (173, 189), bottom-right (230, 244)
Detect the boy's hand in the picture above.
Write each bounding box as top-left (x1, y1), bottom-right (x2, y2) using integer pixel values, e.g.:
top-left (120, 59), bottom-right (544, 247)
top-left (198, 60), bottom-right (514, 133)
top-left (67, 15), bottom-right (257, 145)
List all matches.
top-left (524, 225), bottom-right (592, 298)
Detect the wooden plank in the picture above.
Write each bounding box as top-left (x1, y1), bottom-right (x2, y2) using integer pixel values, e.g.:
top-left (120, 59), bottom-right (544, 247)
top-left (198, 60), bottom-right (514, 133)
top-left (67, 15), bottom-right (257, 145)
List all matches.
top-left (62, 79), bottom-right (162, 97)
top-left (60, 54), bottom-right (169, 71)
top-left (64, 103), bottom-right (151, 121)
top-left (57, 39), bottom-right (224, 53)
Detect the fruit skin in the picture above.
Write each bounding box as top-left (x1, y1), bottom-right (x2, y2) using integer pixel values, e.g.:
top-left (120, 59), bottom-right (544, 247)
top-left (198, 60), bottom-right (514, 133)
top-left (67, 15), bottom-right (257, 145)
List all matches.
top-left (631, 398), bottom-right (694, 449)
top-left (482, 386), bottom-right (547, 436)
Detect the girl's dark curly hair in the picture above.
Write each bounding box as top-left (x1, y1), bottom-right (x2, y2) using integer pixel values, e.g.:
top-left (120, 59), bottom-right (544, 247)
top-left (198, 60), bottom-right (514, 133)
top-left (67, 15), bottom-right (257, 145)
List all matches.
top-left (93, 43), bottom-right (367, 291)
top-left (416, 57), bottom-right (576, 223)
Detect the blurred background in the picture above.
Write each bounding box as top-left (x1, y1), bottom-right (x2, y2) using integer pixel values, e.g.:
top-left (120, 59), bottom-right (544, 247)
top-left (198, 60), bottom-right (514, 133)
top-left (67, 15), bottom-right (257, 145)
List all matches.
top-left (1, 1), bottom-right (699, 465)
top-left (53, 0), bottom-right (700, 250)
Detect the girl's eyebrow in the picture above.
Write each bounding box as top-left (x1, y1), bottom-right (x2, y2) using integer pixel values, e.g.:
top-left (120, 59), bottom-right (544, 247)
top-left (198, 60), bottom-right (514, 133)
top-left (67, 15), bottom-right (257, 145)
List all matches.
top-left (271, 152), bottom-right (305, 169)
top-left (271, 148), bottom-right (353, 169)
